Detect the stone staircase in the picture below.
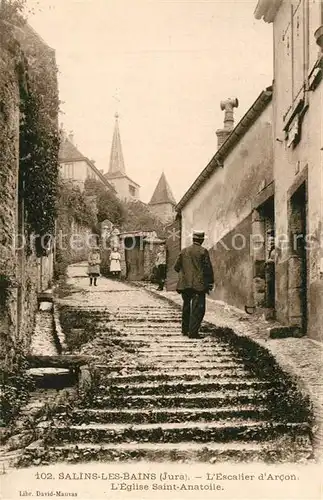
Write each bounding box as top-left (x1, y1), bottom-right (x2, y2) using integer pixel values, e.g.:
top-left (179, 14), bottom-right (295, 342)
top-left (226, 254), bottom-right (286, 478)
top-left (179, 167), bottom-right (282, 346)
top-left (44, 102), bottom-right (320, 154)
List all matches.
top-left (20, 298), bottom-right (312, 465)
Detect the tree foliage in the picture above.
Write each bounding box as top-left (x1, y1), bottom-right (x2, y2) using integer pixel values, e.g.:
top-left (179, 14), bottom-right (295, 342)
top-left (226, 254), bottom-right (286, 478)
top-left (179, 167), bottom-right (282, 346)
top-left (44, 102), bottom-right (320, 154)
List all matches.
top-left (58, 180), bottom-right (97, 229)
top-left (0, 0), bottom-right (26, 25)
top-left (121, 200), bottom-right (167, 237)
top-left (84, 178), bottom-right (125, 226)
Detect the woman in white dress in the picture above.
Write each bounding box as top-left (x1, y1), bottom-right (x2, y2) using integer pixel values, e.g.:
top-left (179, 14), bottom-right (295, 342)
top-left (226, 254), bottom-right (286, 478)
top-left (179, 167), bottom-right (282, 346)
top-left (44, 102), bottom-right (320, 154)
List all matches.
top-left (109, 247), bottom-right (121, 279)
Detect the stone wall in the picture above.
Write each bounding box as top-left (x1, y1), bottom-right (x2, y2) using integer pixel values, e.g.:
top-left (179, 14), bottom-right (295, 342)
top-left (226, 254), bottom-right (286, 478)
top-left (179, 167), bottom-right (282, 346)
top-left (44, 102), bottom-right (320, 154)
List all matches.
top-left (166, 217), bottom-right (181, 291)
top-left (0, 22), bottom-right (59, 370)
top-left (208, 215), bottom-right (254, 310)
top-left (143, 242), bottom-right (160, 281)
top-left (55, 209), bottom-right (94, 278)
top-left (0, 41), bottom-right (21, 369)
top-left (149, 203), bottom-right (176, 224)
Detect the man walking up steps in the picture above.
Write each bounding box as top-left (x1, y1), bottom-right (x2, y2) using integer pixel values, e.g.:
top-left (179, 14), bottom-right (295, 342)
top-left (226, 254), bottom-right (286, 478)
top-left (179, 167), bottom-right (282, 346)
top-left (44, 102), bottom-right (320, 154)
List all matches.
top-left (174, 230), bottom-right (214, 339)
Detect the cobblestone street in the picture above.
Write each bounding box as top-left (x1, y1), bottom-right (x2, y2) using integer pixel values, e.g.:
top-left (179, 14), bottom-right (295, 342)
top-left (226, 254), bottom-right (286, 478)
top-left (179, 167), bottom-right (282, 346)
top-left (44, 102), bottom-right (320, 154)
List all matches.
top-left (11, 263), bottom-right (314, 466)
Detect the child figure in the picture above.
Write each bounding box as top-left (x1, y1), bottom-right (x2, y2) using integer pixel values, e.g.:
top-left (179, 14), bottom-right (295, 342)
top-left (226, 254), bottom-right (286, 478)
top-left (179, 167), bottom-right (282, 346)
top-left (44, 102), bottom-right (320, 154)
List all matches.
top-left (155, 244), bottom-right (166, 291)
top-left (88, 247), bottom-right (101, 286)
top-left (109, 247), bottom-right (121, 279)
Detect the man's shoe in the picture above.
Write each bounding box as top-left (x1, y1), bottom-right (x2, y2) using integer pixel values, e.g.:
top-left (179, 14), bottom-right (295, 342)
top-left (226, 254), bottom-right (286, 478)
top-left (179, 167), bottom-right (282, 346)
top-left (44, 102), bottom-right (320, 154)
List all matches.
top-left (182, 331), bottom-right (189, 336)
top-left (188, 333), bottom-right (203, 339)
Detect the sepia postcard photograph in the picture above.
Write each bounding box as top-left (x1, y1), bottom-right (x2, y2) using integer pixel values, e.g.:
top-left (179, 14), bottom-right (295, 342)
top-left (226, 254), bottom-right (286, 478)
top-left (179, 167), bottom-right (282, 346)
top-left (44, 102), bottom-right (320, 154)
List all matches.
top-left (0, 0), bottom-right (322, 498)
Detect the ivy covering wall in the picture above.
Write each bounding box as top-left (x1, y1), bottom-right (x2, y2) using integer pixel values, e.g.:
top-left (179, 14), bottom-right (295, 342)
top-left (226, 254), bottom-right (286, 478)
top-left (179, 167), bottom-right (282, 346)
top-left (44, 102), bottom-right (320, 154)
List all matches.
top-left (1, 0), bottom-right (60, 252)
top-left (0, 0), bottom-right (60, 372)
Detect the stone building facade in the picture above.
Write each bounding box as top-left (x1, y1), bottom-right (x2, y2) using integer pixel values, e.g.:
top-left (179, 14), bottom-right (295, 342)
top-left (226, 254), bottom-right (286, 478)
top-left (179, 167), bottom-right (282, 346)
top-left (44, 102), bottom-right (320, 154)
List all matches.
top-left (255, 0), bottom-right (323, 341)
top-left (0, 22), bottom-right (59, 369)
top-left (59, 130), bottom-right (114, 192)
top-left (175, 89), bottom-right (274, 311)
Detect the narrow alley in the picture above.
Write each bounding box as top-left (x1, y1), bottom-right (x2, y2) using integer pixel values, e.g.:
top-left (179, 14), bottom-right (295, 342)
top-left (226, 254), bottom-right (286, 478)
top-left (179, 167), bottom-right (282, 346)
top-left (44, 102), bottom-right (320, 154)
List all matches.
top-left (1, 1), bottom-right (322, 497)
top-left (17, 264), bottom-right (312, 466)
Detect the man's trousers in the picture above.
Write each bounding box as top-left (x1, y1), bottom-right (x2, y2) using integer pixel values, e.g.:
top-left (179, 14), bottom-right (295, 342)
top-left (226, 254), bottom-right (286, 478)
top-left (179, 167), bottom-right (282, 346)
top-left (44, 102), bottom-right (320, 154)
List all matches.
top-left (181, 289), bottom-right (206, 336)
top-left (157, 264), bottom-right (167, 289)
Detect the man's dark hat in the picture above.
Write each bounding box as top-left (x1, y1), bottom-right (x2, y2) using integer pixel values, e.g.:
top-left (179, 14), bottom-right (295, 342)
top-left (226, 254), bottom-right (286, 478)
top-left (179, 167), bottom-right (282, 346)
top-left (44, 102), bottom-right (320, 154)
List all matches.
top-left (193, 230), bottom-right (205, 239)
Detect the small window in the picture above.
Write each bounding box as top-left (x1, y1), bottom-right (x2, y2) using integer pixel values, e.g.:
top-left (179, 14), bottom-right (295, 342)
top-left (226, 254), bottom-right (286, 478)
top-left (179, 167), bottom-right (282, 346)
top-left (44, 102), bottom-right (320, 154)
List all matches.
top-left (129, 185), bottom-right (136, 196)
top-left (67, 163), bottom-right (74, 179)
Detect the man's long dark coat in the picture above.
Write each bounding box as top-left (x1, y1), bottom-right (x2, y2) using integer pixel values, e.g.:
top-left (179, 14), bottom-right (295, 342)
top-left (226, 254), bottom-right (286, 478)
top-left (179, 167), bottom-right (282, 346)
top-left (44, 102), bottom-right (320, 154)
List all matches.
top-left (174, 242), bottom-right (214, 292)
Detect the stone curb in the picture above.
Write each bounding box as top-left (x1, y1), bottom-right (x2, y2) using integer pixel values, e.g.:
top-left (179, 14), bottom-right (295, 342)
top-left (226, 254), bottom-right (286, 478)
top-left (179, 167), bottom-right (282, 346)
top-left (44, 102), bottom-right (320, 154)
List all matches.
top-left (134, 282), bottom-right (323, 462)
top-left (52, 302), bottom-right (68, 354)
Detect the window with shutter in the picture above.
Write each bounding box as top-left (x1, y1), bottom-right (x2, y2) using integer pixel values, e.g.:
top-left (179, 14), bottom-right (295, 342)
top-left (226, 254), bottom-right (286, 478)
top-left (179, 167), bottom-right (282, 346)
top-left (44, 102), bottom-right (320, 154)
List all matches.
top-left (282, 20), bottom-right (293, 116)
top-left (309, 0), bottom-right (323, 70)
top-left (292, 0), bottom-right (306, 101)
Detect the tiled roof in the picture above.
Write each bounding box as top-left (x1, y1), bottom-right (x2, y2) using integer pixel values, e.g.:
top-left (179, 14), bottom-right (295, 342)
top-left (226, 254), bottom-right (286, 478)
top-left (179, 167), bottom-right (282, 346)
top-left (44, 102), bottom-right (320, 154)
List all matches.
top-left (149, 172), bottom-right (176, 206)
top-left (59, 136), bottom-right (84, 161)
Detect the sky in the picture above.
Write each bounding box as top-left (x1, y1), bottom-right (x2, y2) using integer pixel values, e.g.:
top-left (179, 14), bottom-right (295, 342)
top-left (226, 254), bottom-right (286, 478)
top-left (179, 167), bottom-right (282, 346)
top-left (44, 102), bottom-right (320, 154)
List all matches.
top-left (27, 0), bottom-right (273, 203)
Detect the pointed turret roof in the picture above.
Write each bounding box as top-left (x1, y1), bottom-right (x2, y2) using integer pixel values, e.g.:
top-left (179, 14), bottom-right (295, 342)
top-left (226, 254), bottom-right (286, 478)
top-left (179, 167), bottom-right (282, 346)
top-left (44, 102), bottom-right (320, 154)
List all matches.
top-left (149, 172), bottom-right (176, 206)
top-left (107, 113), bottom-right (126, 176)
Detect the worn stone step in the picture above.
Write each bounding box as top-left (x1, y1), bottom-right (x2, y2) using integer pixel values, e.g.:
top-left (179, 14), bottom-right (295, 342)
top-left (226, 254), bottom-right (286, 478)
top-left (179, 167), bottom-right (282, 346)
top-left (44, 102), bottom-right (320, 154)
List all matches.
top-left (98, 368), bottom-right (252, 383)
top-left (108, 307), bottom-right (177, 312)
top-left (26, 354), bottom-right (96, 369)
top-left (133, 347), bottom-right (234, 355)
top-left (103, 379), bottom-right (270, 396)
top-left (115, 339), bottom-right (228, 348)
top-left (69, 406), bottom-right (269, 425)
top-left (21, 439), bottom-right (311, 464)
top-left (131, 354), bottom-right (240, 362)
top-left (99, 337), bottom-right (229, 349)
top-left (124, 357), bottom-right (241, 366)
top-left (61, 305), bottom-right (176, 311)
top-left (96, 361), bottom-right (243, 373)
top-left (113, 310), bottom-right (180, 315)
top-left (124, 348), bottom-right (234, 357)
top-left (124, 343), bottom-right (229, 351)
top-left (46, 421), bottom-right (309, 445)
top-left (26, 368), bottom-right (77, 390)
top-left (118, 326), bottom-right (182, 333)
top-left (91, 390), bottom-right (267, 409)
top-left (113, 315), bottom-right (181, 321)
top-left (94, 330), bottom-right (127, 337)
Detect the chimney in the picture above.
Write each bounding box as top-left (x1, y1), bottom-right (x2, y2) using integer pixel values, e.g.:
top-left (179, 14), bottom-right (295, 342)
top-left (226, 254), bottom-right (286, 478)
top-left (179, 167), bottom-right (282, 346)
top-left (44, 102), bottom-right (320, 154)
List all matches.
top-left (68, 131), bottom-right (74, 143)
top-left (216, 97), bottom-right (239, 149)
top-left (91, 159), bottom-right (96, 166)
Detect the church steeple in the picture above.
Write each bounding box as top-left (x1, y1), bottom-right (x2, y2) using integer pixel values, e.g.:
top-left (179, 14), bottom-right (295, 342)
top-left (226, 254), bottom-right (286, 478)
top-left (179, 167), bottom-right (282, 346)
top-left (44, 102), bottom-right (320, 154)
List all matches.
top-left (108, 113), bottom-right (126, 175)
top-left (105, 113), bottom-right (140, 201)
